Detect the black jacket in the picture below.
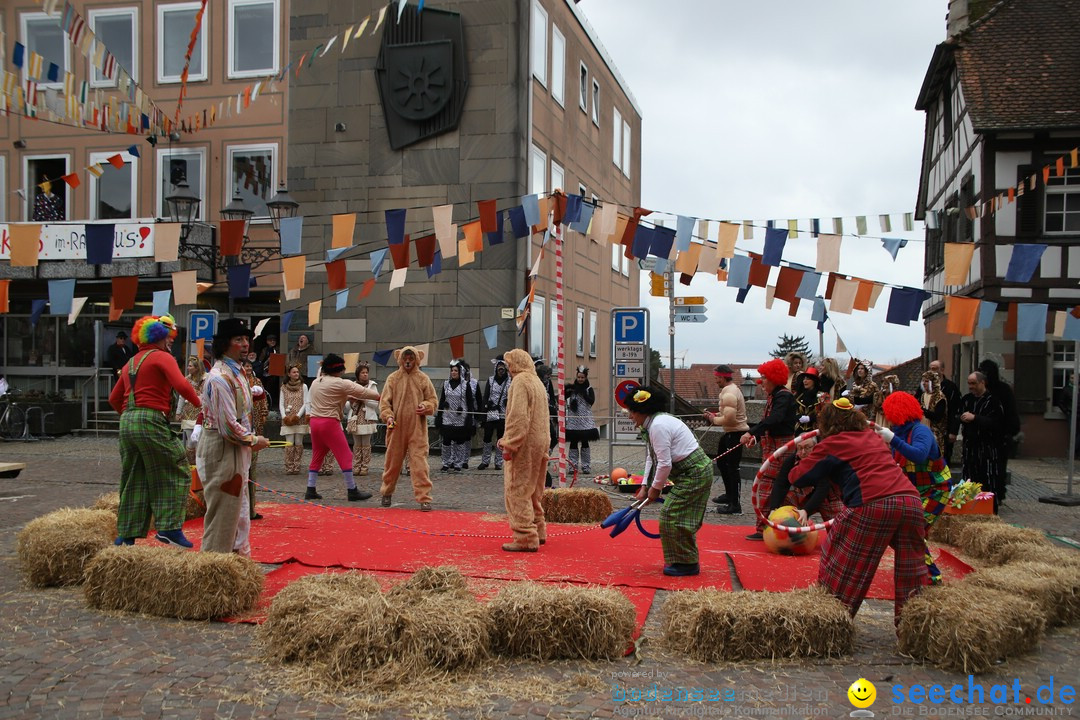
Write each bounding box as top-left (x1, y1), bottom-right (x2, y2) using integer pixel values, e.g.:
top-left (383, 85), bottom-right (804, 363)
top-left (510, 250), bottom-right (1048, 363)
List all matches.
top-left (748, 386), bottom-right (796, 439)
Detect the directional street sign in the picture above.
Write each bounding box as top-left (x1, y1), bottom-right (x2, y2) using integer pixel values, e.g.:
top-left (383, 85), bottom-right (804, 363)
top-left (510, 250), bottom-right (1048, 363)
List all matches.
top-left (674, 297), bottom-right (707, 306)
top-left (679, 306), bottom-right (706, 314)
top-left (674, 313), bottom-right (707, 323)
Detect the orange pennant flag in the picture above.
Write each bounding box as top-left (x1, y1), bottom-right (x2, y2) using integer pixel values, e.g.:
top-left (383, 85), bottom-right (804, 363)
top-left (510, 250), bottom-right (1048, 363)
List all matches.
top-left (1057, 156), bottom-right (1066, 177)
top-left (332, 213), bottom-right (356, 249)
top-left (0, 279), bottom-right (9, 313)
top-left (107, 153), bottom-right (126, 169)
top-left (945, 296), bottom-right (980, 336)
top-left (61, 173), bottom-right (81, 189)
top-left (282, 256), bottom-right (306, 292)
top-left (109, 296), bottom-right (124, 322)
top-left (853, 280), bottom-right (874, 312)
top-left (196, 338), bottom-right (205, 363)
top-left (9, 224), bottom-right (41, 267)
top-left (944, 243), bottom-right (976, 286)
top-left (326, 259), bottom-right (347, 291)
top-left (360, 278), bottom-right (376, 299)
top-left (462, 220), bottom-right (483, 253)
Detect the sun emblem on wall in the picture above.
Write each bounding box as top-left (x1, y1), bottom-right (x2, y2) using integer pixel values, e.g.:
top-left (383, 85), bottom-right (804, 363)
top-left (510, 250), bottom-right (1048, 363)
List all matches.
top-left (391, 55), bottom-right (449, 121)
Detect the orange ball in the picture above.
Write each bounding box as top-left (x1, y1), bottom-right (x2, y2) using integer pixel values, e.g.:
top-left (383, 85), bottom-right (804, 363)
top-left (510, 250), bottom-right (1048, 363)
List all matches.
top-left (763, 506), bottom-right (819, 556)
top-left (610, 467), bottom-right (628, 482)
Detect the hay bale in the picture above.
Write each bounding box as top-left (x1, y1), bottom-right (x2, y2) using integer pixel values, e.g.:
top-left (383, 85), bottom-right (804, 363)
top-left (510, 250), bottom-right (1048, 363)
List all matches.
top-left (898, 584), bottom-right (1045, 673)
top-left (16, 508), bottom-right (117, 587)
top-left (487, 582), bottom-right (634, 660)
top-left (387, 565), bottom-right (468, 599)
top-left (927, 513), bottom-right (1003, 545)
top-left (541, 488), bottom-right (614, 524)
top-left (965, 562), bottom-right (1080, 627)
top-left (661, 587), bottom-right (854, 662)
top-left (90, 492), bottom-right (120, 514)
top-left (260, 572), bottom-right (383, 664)
top-left (1000, 544), bottom-right (1080, 569)
top-left (260, 569), bottom-right (491, 687)
top-left (83, 546), bottom-right (262, 620)
top-left (955, 523), bottom-right (1051, 565)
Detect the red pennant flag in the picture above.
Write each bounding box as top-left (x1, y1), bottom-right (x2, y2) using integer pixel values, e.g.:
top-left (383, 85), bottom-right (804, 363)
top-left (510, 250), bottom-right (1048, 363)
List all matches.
top-left (552, 192), bottom-right (566, 227)
top-left (1071, 305), bottom-right (1080, 320)
top-left (326, 259), bottom-right (347, 291)
top-left (774, 266), bottom-right (803, 304)
top-left (268, 353), bottom-right (286, 377)
top-left (747, 253), bottom-right (770, 288)
top-left (108, 296), bottom-right (124, 322)
top-left (415, 234), bottom-right (437, 267)
top-left (477, 199), bottom-right (498, 233)
top-left (853, 280), bottom-right (874, 312)
top-left (359, 278), bottom-right (376, 299)
top-left (787, 297), bottom-right (801, 317)
top-left (107, 153), bottom-right (125, 169)
top-left (1057, 156), bottom-right (1066, 177)
top-left (1005, 303), bottom-right (1018, 338)
top-left (389, 234), bottom-right (411, 270)
top-left (219, 219), bottom-right (244, 256)
top-left (0, 279), bottom-right (9, 313)
top-left (61, 173), bottom-right (81, 189)
top-left (112, 276), bottom-right (139, 311)
top-left (449, 335), bottom-right (465, 359)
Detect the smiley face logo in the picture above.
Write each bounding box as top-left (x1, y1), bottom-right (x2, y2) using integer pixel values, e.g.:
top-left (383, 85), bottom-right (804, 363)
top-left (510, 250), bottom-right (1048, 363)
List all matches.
top-left (847, 678), bottom-right (876, 708)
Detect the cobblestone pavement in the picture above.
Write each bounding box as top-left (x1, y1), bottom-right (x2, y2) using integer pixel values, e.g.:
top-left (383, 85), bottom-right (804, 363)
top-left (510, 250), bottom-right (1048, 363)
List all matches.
top-left (1, 437), bottom-right (1078, 719)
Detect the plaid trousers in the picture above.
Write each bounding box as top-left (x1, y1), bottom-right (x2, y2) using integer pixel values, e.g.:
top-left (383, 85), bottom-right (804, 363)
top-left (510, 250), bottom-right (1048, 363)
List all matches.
top-left (117, 408), bottom-right (190, 538)
top-left (658, 448), bottom-right (713, 565)
top-left (755, 434), bottom-right (793, 531)
top-left (818, 494), bottom-right (927, 623)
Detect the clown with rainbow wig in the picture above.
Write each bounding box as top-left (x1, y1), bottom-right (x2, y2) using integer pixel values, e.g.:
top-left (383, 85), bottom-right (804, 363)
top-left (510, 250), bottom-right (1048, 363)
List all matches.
top-left (108, 315), bottom-right (202, 548)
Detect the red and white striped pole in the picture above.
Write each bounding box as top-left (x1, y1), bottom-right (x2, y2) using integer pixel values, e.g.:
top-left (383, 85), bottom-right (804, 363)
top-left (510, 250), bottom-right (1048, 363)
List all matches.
top-left (554, 221), bottom-right (567, 487)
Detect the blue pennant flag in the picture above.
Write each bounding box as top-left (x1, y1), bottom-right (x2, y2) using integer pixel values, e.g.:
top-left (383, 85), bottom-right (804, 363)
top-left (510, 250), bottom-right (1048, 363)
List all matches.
top-left (486, 210), bottom-right (505, 246)
top-left (811, 297), bottom-right (827, 323)
top-left (1017, 303), bottom-right (1048, 342)
top-left (426, 250), bottom-right (442, 278)
top-left (30, 299), bottom-right (47, 328)
top-left (562, 194), bottom-right (583, 224)
top-left (327, 247), bottom-right (348, 262)
top-left (281, 310), bottom-right (295, 335)
top-left (151, 289), bottom-right (172, 316)
top-left (1065, 312), bottom-right (1080, 342)
top-left (483, 325), bottom-right (498, 350)
top-left (796, 271), bottom-right (821, 300)
top-left (631, 225), bottom-right (653, 260)
top-left (508, 206), bottom-right (529, 239)
top-left (726, 255), bottom-right (751, 288)
top-left (675, 215), bottom-right (695, 253)
top-left (85, 224), bottom-right (114, 264)
top-left (735, 286), bottom-right (751, 304)
top-left (522, 194), bottom-right (541, 227)
top-left (47, 63), bottom-right (59, 83)
top-left (649, 226), bottom-right (676, 259)
top-left (279, 216), bottom-right (303, 256)
top-left (881, 237), bottom-right (908, 260)
top-left (977, 301), bottom-right (997, 330)
top-left (335, 289), bottom-right (349, 312)
top-left (385, 209), bottom-right (407, 245)
top-left (227, 264), bottom-right (252, 299)
top-left (370, 248), bottom-right (389, 279)
top-left (12, 42), bottom-right (25, 69)
top-left (568, 200), bottom-right (595, 234)
top-left (1005, 244), bottom-right (1047, 283)
top-left (761, 227), bottom-right (788, 267)
top-left (48, 279), bottom-right (76, 316)
top-left (373, 349), bottom-right (394, 367)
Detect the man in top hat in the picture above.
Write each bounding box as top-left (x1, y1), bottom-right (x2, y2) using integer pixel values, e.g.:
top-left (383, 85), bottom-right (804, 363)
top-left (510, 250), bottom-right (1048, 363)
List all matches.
top-left (196, 318), bottom-right (270, 555)
top-left (107, 330), bottom-right (135, 376)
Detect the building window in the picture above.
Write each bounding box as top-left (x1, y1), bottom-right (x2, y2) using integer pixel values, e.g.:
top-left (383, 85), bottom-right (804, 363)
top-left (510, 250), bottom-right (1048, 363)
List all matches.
top-left (576, 307), bottom-right (585, 357)
top-left (89, 151), bottom-right (138, 220)
top-left (549, 301), bottom-right (559, 365)
top-left (157, 147), bottom-right (206, 220)
top-left (551, 160), bottom-right (564, 194)
top-left (550, 25), bottom-right (565, 107)
top-left (25, 155), bottom-right (69, 221)
top-left (612, 107), bottom-right (622, 167)
top-left (159, 2), bottom-right (207, 84)
top-left (1052, 341), bottom-right (1076, 402)
top-left (579, 62), bottom-right (588, 112)
top-left (1045, 166), bottom-right (1080, 234)
top-left (611, 242), bottom-right (620, 271)
top-left (530, 2), bottom-right (547, 87)
top-left (621, 252), bottom-right (630, 276)
top-left (591, 79), bottom-right (600, 125)
top-left (89, 8), bottom-right (137, 87)
top-left (227, 143), bottom-right (276, 218)
top-left (622, 120), bottom-right (632, 178)
top-left (529, 144), bottom-right (546, 196)
top-left (589, 310), bottom-right (597, 357)
top-left (530, 295), bottom-right (545, 359)
top-left (229, 0), bottom-right (278, 78)
top-left (21, 13), bottom-right (68, 89)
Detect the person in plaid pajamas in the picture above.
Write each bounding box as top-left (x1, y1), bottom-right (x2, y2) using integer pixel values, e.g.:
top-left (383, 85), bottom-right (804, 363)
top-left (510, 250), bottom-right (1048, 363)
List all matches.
top-left (627, 386), bottom-right (713, 577)
top-left (877, 391), bottom-right (951, 585)
top-left (740, 358), bottom-right (796, 540)
top-left (787, 398), bottom-right (927, 623)
top-left (108, 315), bottom-right (201, 548)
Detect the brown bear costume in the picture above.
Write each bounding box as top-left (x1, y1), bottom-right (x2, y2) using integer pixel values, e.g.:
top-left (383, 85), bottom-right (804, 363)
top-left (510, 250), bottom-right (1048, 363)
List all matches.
top-left (378, 346), bottom-right (438, 509)
top-left (498, 349), bottom-right (552, 551)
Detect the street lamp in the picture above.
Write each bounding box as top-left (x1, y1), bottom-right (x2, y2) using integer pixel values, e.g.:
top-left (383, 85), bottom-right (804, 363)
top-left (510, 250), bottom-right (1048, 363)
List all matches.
top-left (221, 189), bottom-right (255, 234)
top-left (267, 184), bottom-right (299, 235)
top-left (166, 179), bottom-right (201, 242)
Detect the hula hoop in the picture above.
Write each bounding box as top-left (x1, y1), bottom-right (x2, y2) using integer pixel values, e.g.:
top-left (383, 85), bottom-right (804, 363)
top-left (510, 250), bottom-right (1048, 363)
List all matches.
top-left (264, 440), bottom-right (294, 448)
top-left (752, 429), bottom-right (836, 535)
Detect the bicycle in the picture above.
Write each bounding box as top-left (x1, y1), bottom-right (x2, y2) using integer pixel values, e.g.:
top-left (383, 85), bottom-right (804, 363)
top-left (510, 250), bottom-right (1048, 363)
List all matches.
top-left (0, 393), bottom-right (28, 441)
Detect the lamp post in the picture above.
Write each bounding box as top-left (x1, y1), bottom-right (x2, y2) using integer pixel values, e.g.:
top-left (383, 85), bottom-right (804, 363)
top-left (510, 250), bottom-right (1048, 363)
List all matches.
top-left (165, 179), bottom-right (201, 243)
top-left (267, 184), bottom-right (299, 235)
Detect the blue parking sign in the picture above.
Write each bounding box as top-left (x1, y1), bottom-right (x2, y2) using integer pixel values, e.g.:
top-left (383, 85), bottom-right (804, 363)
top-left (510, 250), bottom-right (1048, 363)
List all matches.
top-left (612, 308), bottom-right (647, 343)
top-left (188, 310), bottom-right (218, 341)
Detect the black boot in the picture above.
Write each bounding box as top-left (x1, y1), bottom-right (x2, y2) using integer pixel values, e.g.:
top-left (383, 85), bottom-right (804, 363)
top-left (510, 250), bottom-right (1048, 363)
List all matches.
top-left (348, 487), bottom-right (372, 501)
top-left (711, 494), bottom-right (729, 505)
top-left (305, 487), bottom-right (322, 500)
top-left (714, 503), bottom-right (742, 515)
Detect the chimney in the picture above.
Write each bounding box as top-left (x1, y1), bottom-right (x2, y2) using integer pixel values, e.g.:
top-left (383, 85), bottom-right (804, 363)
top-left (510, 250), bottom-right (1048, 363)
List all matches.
top-left (947, 0), bottom-right (998, 39)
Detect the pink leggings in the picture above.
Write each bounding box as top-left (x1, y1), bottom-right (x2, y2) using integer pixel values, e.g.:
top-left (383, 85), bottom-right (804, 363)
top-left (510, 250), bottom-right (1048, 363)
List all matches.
top-left (309, 416), bottom-right (352, 472)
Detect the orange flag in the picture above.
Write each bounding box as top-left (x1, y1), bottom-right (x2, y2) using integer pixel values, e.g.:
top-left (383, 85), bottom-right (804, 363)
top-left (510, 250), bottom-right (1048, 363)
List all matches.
top-left (282, 256), bottom-right (306, 292)
top-left (463, 220), bottom-right (483, 253)
top-left (9, 225), bottom-right (41, 266)
top-left (107, 153), bottom-right (125, 169)
top-left (360, 278), bottom-right (376, 299)
top-left (853, 280), bottom-right (874, 312)
top-left (0, 279), bottom-right (9, 313)
top-left (449, 335), bottom-right (465, 359)
top-left (112, 276), bottom-right (139, 310)
top-left (944, 243), bottom-right (976, 286)
top-left (332, 213), bottom-right (356, 249)
top-left (945, 296), bottom-right (980, 336)
top-left (326, 259), bottom-right (347, 291)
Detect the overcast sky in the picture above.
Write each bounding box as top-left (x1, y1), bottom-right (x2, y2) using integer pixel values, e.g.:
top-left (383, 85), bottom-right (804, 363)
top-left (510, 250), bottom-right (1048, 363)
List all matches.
top-left (578, 1), bottom-right (948, 367)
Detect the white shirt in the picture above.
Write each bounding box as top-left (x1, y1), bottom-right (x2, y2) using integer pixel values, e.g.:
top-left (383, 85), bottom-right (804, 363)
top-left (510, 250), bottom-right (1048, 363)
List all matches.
top-left (642, 413), bottom-right (700, 488)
